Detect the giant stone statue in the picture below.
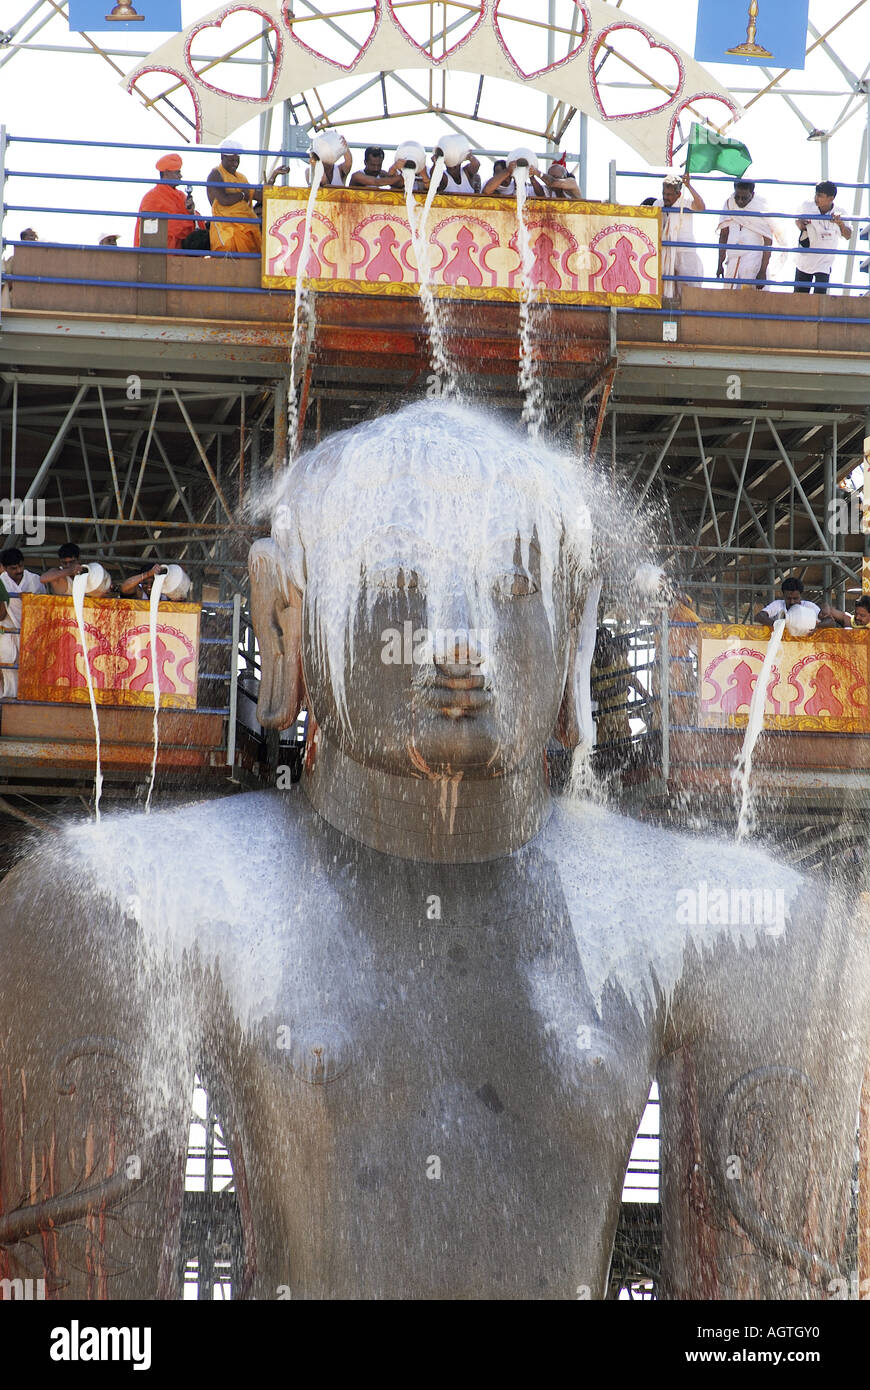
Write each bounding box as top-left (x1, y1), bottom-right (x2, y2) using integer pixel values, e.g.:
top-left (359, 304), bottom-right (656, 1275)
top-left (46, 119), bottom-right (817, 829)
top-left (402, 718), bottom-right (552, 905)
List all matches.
top-left (0, 403), bottom-right (867, 1300)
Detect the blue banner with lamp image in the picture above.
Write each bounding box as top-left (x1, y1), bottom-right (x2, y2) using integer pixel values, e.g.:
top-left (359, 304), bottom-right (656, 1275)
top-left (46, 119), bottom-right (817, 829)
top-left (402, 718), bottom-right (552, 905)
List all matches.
top-left (68, 0), bottom-right (181, 30)
top-left (694, 0), bottom-right (811, 70)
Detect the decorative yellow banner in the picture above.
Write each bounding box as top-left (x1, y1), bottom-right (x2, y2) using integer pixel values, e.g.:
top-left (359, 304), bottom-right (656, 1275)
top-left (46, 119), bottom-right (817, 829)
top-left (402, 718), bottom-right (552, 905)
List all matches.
top-left (261, 187), bottom-right (662, 307)
top-left (18, 594), bottom-right (200, 709)
top-left (699, 624), bottom-right (870, 731)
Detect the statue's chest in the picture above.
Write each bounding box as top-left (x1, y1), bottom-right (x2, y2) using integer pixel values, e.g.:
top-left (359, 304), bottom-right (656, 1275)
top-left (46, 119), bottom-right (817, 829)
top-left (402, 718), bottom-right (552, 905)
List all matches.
top-left (258, 904), bottom-right (650, 1159)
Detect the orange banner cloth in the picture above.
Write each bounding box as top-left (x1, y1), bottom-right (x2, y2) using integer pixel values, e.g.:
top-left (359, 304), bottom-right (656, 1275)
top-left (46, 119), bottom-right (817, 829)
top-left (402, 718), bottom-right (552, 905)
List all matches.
top-left (134, 182), bottom-right (200, 251)
top-left (262, 187), bottom-right (662, 307)
top-left (699, 624), bottom-right (870, 732)
top-left (210, 164), bottom-right (261, 254)
top-left (18, 595), bottom-right (200, 709)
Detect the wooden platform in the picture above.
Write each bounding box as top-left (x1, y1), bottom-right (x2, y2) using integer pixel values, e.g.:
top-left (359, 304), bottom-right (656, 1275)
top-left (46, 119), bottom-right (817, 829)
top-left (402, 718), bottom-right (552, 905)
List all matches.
top-left (0, 702), bottom-right (266, 789)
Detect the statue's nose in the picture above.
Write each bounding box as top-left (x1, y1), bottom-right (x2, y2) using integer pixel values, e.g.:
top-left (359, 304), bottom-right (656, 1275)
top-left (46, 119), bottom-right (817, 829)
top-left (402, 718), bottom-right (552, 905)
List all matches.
top-left (428, 583), bottom-right (485, 672)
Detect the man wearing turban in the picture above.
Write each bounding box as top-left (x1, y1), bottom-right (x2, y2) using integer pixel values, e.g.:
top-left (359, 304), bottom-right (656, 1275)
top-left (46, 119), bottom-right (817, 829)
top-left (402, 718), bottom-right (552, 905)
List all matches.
top-left (134, 153), bottom-right (205, 252)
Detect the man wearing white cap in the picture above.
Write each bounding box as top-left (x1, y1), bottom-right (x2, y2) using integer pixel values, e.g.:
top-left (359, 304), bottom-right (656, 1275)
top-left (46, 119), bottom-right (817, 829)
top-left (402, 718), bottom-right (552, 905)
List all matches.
top-left (207, 141), bottom-right (290, 255)
top-left (653, 173), bottom-right (706, 291)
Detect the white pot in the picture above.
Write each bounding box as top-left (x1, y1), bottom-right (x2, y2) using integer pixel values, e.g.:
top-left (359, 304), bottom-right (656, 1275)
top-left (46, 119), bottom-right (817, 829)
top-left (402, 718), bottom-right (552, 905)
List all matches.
top-left (310, 131), bottom-right (345, 165)
top-left (395, 141), bottom-right (426, 171)
top-left (81, 562), bottom-right (111, 596)
top-left (435, 134), bottom-right (470, 167)
top-left (160, 564), bottom-right (191, 600)
top-left (507, 146), bottom-right (538, 171)
top-left (785, 604), bottom-right (816, 637)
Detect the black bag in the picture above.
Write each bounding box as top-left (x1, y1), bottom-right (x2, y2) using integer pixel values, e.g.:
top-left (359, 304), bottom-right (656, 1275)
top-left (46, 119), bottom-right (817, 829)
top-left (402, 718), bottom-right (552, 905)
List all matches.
top-left (181, 228), bottom-right (211, 251)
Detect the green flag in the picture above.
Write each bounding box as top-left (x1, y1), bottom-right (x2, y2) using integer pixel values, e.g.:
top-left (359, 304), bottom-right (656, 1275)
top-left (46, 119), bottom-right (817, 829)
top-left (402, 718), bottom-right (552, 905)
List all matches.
top-left (685, 122), bottom-right (752, 178)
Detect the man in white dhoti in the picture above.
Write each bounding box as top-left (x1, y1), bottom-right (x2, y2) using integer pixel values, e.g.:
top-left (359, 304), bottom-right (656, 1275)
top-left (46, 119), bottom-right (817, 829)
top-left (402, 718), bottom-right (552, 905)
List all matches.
top-left (0, 547), bottom-right (45, 699)
top-left (654, 173), bottom-right (707, 290)
top-left (716, 179), bottom-right (774, 289)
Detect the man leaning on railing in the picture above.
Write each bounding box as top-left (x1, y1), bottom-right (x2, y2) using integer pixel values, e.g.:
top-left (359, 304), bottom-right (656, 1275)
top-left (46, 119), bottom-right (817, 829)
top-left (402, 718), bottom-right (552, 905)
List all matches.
top-left (819, 595), bottom-right (870, 630)
top-left (794, 181), bottom-right (850, 295)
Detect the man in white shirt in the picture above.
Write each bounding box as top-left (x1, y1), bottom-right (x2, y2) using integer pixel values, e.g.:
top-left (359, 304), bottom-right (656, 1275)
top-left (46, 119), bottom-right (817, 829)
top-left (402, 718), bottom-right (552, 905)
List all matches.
top-left (0, 546), bottom-right (46, 699)
top-left (794, 181), bottom-right (850, 294)
top-left (754, 577), bottom-right (819, 631)
top-left (654, 173), bottom-right (707, 289)
top-left (716, 179), bottom-right (774, 289)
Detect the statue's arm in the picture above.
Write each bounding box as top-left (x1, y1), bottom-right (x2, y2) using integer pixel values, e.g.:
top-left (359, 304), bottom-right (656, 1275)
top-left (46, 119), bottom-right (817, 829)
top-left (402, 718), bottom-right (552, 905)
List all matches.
top-left (659, 898), bottom-right (869, 1300)
top-left (0, 860), bottom-right (196, 1300)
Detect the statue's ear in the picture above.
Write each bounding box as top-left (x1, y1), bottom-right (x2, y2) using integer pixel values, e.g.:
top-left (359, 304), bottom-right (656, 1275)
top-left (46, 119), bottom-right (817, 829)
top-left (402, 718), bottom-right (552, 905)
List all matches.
top-left (554, 577), bottom-right (602, 750)
top-left (248, 539), bottom-right (304, 730)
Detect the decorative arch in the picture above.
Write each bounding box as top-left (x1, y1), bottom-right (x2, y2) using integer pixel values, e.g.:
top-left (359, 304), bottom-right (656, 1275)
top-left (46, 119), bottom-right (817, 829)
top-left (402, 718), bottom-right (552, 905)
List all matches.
top-left (125, 0), bottom-right (741, 165)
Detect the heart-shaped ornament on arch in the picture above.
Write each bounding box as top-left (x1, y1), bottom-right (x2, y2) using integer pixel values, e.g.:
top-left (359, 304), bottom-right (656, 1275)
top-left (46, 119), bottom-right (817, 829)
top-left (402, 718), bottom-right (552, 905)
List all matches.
top-left (590, 23), bottom-right (684, 122)
top-left (667, 94), bottom-right (742, 163)
top-left (128, 67), bottom-right (203, 141)
top-left (186, 6), bottom-right (282, 102)
top-left (387, 0), bottom-right (485, 63)
top-left (494, 0), bottom-right (590, 80)
top-left (283, 0), bottom-right (380, 71)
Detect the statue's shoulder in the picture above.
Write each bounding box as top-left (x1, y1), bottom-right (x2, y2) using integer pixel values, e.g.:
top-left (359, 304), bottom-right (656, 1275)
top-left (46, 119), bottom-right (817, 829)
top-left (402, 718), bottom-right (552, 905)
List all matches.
top-left (539, 797), bottom-right (811, 1010)
top-left (0, 788), bottom-right (314, 941)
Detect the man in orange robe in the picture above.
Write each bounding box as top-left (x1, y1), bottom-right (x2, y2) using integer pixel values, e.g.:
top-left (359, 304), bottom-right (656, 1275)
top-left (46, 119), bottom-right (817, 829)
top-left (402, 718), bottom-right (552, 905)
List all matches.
top-left (134, 153), bottom-right (204, 251)
top-left (207, 140), bottom-right (289, 255)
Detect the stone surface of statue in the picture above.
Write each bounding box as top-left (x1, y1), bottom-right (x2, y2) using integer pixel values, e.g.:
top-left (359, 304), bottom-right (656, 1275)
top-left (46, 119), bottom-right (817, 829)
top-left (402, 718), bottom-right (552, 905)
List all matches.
top-left (0, 403), bottom-right (867, 1300)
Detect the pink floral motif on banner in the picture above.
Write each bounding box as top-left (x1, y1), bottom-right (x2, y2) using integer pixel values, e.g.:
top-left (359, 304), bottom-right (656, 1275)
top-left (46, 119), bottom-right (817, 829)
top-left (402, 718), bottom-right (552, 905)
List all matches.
top-left (267, 211), bottom-right (339, 279)
top-left (588, 223), bottom-right (658, 296)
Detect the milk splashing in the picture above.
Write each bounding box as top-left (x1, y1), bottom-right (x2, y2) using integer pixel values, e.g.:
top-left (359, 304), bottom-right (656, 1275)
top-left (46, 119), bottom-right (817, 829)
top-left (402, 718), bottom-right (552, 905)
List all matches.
top-left (145, 570), bottom-right (166, 813)
top-left (71, 569), bottom-right (103, 823)
top-left (733, 616), bottom-right (785, 840)
top-left (269, 401), bottom-right (593, 735)
top-left (544, 797), bottom-right (803, 1015)
top-left (567, 576), bottom-right (602, 800)
top-left (63, 791), bottom-right (353, 1030)
top-left (405, 157), bottom-right (456, 396)
top-left (287, 161), bottom-right (323, 459)
top-left (515, 180), bottom-right (544, 436)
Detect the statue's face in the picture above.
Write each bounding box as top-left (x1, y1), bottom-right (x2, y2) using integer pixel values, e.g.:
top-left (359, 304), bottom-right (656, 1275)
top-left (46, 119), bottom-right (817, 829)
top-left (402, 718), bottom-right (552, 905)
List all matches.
top-left (301, 527), bottom-right (573, 779)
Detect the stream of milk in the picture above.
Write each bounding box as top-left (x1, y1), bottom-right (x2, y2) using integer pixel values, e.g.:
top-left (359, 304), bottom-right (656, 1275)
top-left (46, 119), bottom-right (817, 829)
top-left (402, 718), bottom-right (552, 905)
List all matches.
top-left (71, 570), bottom-right (103, 823)
top-left (733, 616), bottom-right (786, 840)
top-left (405, 156), bottom-right (456, 396)
top-left (145, 570), bottom-right (167, 813)
top-left (287, 161), bottom-right (323, 459)
top-left (515, 179), bottom-right (544, 436)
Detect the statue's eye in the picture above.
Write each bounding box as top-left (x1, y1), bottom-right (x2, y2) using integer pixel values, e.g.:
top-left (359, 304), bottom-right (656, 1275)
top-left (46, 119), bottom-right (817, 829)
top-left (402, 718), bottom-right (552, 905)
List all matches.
top-left (494, 570), bottom-right (538, 599)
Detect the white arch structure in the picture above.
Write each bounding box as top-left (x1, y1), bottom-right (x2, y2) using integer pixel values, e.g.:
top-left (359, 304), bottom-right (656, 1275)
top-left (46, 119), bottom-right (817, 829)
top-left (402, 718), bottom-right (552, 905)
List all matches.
top-left (124, 1), bottom-right (742, 165)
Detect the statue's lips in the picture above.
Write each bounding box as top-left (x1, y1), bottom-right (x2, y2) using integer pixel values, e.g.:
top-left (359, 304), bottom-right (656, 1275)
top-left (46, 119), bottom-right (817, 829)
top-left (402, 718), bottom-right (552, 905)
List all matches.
top-left (420, 677), bottom-right (491, 717)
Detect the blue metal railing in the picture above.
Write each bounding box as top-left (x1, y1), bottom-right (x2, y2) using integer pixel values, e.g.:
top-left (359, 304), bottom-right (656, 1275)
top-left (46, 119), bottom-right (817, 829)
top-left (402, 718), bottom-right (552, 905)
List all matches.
top-left (615, 164), bottom-right (870, 298)
top-left (2, 133), bottom-right (869, 321)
